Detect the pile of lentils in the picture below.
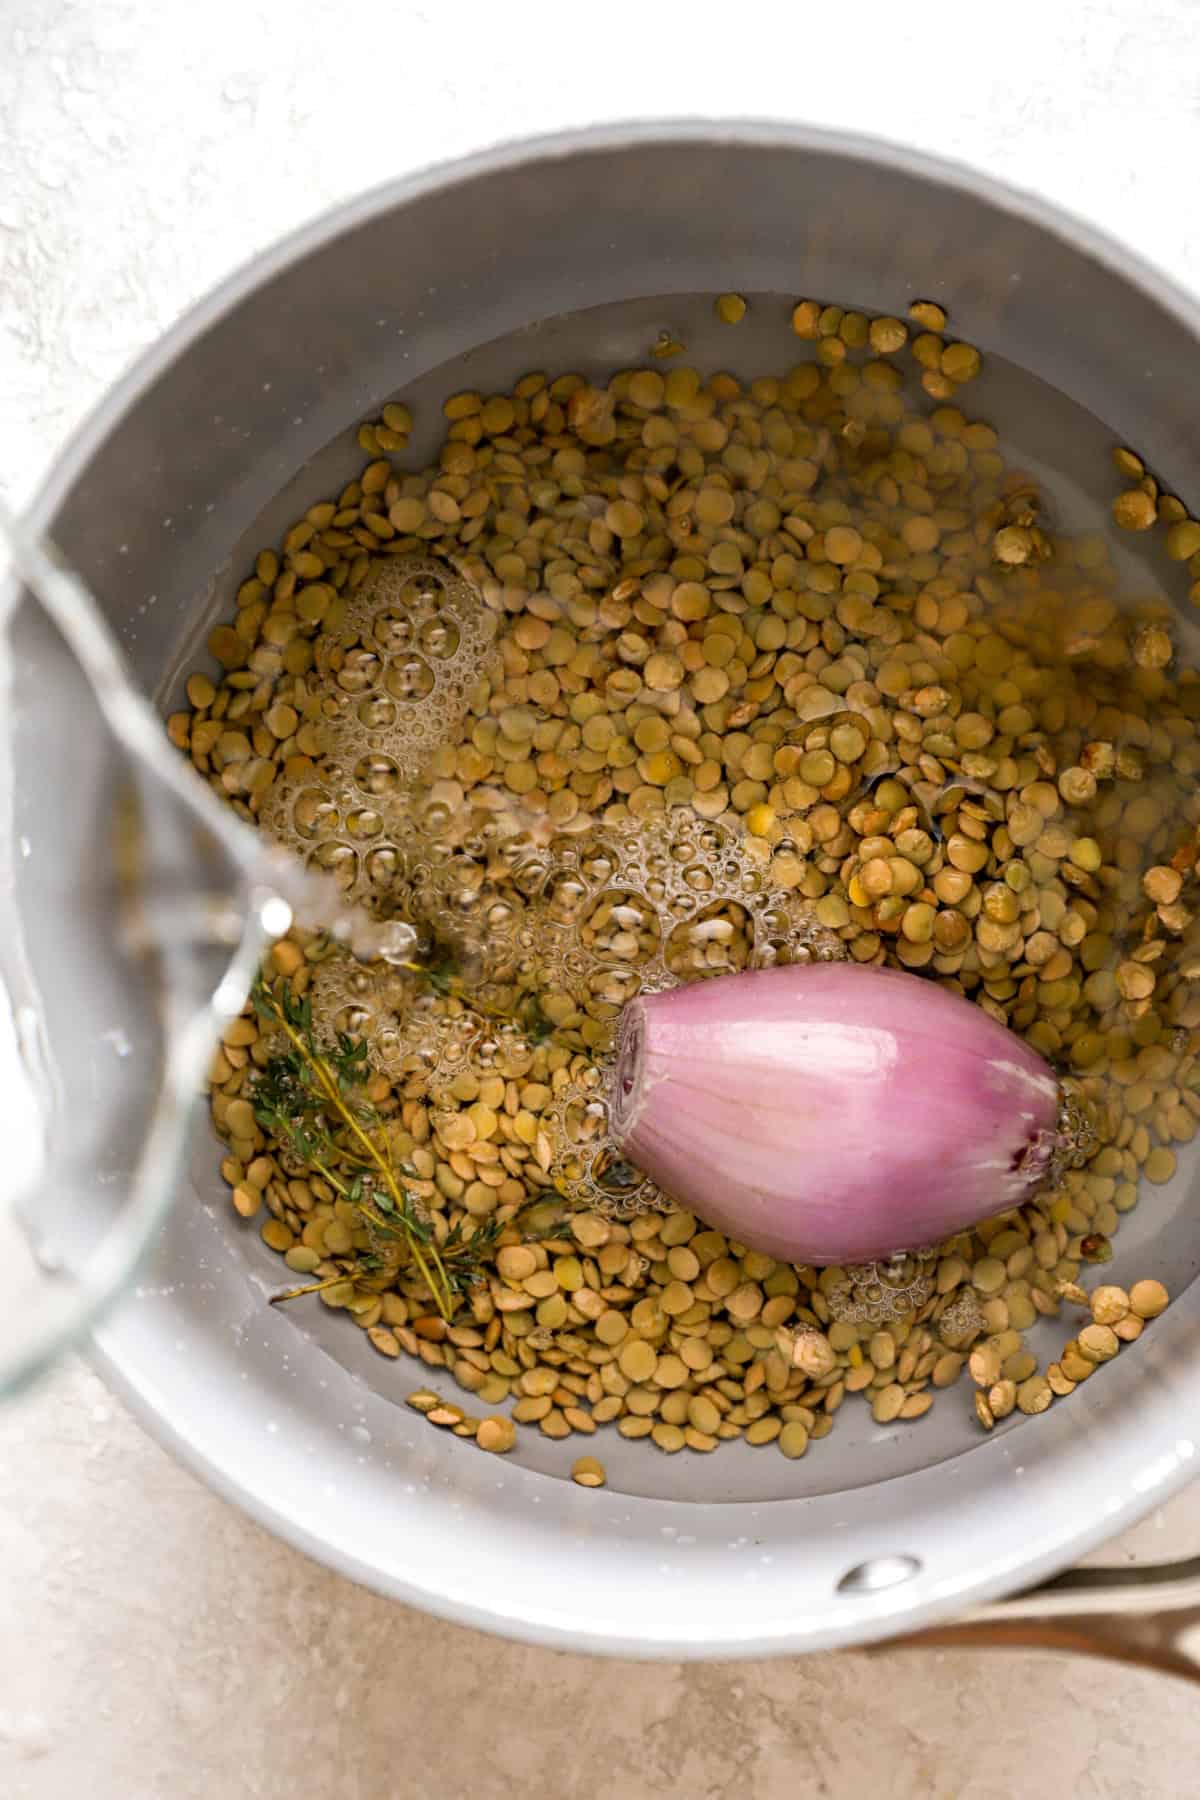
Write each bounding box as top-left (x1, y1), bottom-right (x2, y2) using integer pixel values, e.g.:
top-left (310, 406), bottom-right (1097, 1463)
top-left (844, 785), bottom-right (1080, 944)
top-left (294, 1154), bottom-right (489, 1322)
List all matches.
top-left (172, 294), bottom-right (1198, 1485)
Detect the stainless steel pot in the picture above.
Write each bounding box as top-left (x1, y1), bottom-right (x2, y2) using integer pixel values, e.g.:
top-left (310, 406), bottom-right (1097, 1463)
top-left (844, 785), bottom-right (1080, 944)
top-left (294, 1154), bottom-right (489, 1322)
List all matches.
top-left (21, 120), bottom-right (1200, 1659)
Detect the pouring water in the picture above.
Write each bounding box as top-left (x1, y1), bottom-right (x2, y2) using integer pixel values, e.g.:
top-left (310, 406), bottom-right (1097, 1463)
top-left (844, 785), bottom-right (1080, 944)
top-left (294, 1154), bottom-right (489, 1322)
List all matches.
top-left (0, 499), bottom-right (413, 1393)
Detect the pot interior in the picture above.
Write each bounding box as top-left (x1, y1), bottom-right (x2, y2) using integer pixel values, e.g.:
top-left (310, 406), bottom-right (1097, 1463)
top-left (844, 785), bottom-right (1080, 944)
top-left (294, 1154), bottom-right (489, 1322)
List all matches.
top-left (156, 284), bottom-right (1200, 1505)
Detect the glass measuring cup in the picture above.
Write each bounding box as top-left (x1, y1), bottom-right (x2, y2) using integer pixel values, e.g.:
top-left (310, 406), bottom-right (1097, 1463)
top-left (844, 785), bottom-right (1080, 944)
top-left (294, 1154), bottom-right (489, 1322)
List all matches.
top-left (0, 504), bottom-right (413, 1396)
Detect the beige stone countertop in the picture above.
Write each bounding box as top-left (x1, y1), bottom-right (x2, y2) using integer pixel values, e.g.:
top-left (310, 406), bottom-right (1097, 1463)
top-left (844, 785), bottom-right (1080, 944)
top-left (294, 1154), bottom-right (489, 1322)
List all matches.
top-left (4, 1359), bottom-right (1200, 1799)
top-left (7, 1353), bottom-right (1200, 1792)
top-left (6, 1), bottom-right (1200, 1794)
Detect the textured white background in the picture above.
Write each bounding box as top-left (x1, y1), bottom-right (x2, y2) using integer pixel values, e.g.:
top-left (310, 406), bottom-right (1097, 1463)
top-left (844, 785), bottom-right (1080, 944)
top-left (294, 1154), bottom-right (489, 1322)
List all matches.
top-left (5, 1), bottom-right (1200, 1795)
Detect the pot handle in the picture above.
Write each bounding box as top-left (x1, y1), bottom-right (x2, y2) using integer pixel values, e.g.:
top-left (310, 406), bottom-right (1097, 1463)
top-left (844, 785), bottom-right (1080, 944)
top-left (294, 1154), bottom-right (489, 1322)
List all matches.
top-left (881, 1556), bottom-right (1200, 1684)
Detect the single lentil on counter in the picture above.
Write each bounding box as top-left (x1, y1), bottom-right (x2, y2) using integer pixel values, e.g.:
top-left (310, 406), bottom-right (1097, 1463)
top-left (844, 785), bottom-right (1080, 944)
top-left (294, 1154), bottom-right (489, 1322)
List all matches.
top-left (179, 290), bottom-right (1192, 1473)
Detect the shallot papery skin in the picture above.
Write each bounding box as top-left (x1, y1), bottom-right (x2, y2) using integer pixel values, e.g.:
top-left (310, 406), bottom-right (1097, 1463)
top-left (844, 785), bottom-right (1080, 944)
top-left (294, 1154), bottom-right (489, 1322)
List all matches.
top-left (609, 963), bottom-right (1062, 1265)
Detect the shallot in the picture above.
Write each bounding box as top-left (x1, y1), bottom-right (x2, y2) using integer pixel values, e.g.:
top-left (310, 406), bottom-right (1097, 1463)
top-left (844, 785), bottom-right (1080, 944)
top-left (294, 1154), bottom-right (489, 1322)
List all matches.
top-left (610, 963), bottom-right (1072, 1265)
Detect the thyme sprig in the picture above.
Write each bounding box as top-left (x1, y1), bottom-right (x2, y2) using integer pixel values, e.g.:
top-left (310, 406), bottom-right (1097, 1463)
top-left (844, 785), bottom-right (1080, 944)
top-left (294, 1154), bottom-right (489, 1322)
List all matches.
top-left (251, 974), bottom-right (471, 1318)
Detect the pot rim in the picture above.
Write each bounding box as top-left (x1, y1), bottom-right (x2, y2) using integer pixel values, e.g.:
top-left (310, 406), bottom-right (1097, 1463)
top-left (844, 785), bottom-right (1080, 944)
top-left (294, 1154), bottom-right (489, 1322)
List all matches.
top-left (44, 116), bottom-right (1200, 1656)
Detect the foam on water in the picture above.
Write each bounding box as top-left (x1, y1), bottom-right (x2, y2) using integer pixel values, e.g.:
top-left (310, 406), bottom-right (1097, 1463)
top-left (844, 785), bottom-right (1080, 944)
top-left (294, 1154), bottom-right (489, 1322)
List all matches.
top-left (303, 796), bottom-right (847, 1217)
top-left (261, 556), bottom-right (497, 908)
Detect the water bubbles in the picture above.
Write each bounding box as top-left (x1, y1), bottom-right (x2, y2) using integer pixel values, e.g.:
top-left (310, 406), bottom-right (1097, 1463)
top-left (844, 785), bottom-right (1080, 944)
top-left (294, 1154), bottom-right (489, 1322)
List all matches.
top-left (310, 840), bottom-right (359, 889)
top-left (665, 901), bottom-right (754, 980)
top-left (591, 1150), bottom-right (644, 1195)
top-left (577, 844), bottom-right (620, 886)
top-left (334, 1003), bottom-right (372, 1036)
top-left (336, 646), bottom-right (382, 693)
top-left (581, 889), bottom-right (661, 965)
top-left (506, 850), bottom-right (552, 899)
top-left (754, 897), bottom-right (844, 970)
top-left (546, 1072), bottom-right (662, 1216)
top-left (563, 1095), bottom-right (608, 1146)
top-left (292, 788), bottom-right (338, 838)
top-left (372, 606), bottom-right (415, 652)
top-left (354, 752), bottom-right (401, 794)
top-left (545, 872), bottom-right (590, 926)
top-left (484, 898), bottom-right (516, 932)
top-left (827, 1252), bottom-right (938, 1324)
top-left (419, 615), bottom-right (461, 659)
top-left (258, 555), bottom-right (496, 904)
top-left (294, 789), bottom-right (845, 1220)
top-left (384, 653), bottom-right (435, 701)
top-left (585, 964), bottom-right (643, 1010)
top-left (396, 575), bottom-right (444, 609)
top-left (364, 844), bottom-right (403, 887)
top-left (880, 1253), bottom-right (924, 1290)
top-left (938, 1287), bottom-right (985, 1347)
top-left (357, 695), bottom-right (398, 729)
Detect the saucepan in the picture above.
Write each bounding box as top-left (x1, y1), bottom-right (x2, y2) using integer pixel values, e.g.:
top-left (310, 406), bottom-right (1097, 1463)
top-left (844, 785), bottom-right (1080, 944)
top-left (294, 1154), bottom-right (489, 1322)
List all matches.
top-left (14, 121), bottom-right (1200, 1666)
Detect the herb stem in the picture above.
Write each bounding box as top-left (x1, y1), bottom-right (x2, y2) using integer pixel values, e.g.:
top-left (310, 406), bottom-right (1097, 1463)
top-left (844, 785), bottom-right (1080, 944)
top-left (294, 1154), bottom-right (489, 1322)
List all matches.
top-left (270, 1274), bottom-right (352, 1306)
top-left (255, 977), bottom-right (456, 1319)
top-left (309, 1156), bottom-right (348, 1197)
